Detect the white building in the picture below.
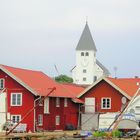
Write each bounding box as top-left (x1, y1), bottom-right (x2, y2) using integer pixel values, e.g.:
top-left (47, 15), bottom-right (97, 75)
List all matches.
top-left (0, 90), bottom-right (6, 132)
top-left (72, 23), bottom-right (110, 85)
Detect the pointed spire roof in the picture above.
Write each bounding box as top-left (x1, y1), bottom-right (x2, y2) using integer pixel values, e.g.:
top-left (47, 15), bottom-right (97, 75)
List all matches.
top-left (76, 23), bottom-right (97, 51)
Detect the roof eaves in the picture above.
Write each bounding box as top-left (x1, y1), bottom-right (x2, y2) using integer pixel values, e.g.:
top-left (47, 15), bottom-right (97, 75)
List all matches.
top-left (105, 78), bottom-right (131, 100)
top-left (77, 76), bottom-right (105, 98)
top-left (0, 65), bottom-right (38, 96)
top-left (96, 60), bottom-right (110, 76)
top-left (77, 76), bottom-right (131, 100)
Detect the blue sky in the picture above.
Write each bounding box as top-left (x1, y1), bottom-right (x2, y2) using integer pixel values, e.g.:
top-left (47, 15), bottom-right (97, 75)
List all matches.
top-left (0, 0), bottom-right (140, 78)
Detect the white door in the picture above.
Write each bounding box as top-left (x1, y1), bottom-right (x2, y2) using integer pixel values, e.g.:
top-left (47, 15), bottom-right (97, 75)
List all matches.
top-left (0, 92), bottom-right (6, 132)
top-left (85, 98), bottom-right (95, 113)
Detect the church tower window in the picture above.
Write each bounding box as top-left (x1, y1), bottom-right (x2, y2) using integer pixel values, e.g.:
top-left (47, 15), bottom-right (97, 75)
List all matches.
top-left (83, 77), bottom-right (86, 81)
top-left (83, 69), bottom-right (87, 73)
top-left (85, 52), bottom-right (89, 56)
top-left (81, 52), bottom-right (84, 56)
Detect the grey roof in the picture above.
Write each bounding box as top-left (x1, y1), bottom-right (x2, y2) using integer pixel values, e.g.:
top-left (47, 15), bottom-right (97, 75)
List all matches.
top-left (76, 23), bottom-right (97, 51)
top-left (96, 59), bottom-right (110, 76)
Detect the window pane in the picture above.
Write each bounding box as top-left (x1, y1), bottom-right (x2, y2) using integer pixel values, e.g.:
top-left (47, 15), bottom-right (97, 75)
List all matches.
top-left (56, 116), bottom-right (60, 125)
top-left (83, 77), bottom-right (86, 81)
top-left (81, 52), bottom-right (84, 56)
top-left (56, 98), bottom-right (60, 107)
top-left (17, 116), bottom-right (20, 123)
top-left (83, 69), bottom-right (86, 73)
top-left (17, 94), bottom-right (21, 105)
top-left (12, 94), bottom-right (16, 105)
top-left (85, 52), bottom-right (89, 56)
top-left (0, 79), bottom-right (4, 89)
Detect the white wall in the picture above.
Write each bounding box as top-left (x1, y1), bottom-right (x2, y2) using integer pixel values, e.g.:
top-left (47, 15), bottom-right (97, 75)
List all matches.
top-left (72, 50), bottom-right (104, 85)
top-left (126, 95), bottom-right (140, 120)
top-left (0, 92), bottom-right (6, 132)
top-left (74, 50), bottom-right (96, 85)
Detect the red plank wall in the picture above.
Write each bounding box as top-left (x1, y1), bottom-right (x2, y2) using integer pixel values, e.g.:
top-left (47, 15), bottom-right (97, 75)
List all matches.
top-left (80, 80), bottom-right (128, 113)
top-left (35, 97), bottom-right (79, 130)
top-left (0, 70), bottom-right (35, 132)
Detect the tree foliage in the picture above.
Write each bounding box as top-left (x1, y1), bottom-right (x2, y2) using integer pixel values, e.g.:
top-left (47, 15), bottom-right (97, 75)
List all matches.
top-left (55, 75), bottom-right (73, 83)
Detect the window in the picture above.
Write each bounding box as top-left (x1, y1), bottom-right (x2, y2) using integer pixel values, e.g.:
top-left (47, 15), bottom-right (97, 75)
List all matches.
top-left (83, 69), bottom-right (87, 73)
top-left (64, 98), bottom-right (68, 107)
top-left (56, 97), bottom-right (60, 107)
top-left (11, 115), bottom-right (21, 124)
top-left (39, 99), bottom-right (43, 106)
top-left (101, 98), bottom-right (111, 109)
top-left (81, 52), bottom-right (84, 56)
top-left (93, 76), bottom-right (97, 82)
top-left (44, 97), bottom-right (49, 113)
top-left (38, 114), bottom-right (43, 126)
top-left (85, 52), bottom-right (89, 56)
top-left (11, 93), bottom-right (22, 106)
top-left (56, 115), bottom-right (60, 125)
top-left (0, 79), bottom-right (4, 89)
top-left (83, 77), bottom-right (86, 81)
top-left (135, 106), bottom-right (140, 110)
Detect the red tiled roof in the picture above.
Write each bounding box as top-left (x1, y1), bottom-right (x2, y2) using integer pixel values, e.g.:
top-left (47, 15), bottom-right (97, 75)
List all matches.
top-left (107, 77), bottom-right (140, 97)
top-left (0, 65), bottom-right (84, 98)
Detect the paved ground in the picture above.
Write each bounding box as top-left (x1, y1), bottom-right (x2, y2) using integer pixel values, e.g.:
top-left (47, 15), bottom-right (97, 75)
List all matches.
top-left (0, 131), bottom-right (140, 140)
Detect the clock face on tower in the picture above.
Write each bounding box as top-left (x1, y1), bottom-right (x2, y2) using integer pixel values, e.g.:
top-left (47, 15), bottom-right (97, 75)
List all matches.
top-left (81, 58), bottom-right (89, 67)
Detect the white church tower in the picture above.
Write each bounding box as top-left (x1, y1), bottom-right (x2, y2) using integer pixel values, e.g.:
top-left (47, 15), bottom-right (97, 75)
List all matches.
top-left (72, 23), bottom-right (110, 85)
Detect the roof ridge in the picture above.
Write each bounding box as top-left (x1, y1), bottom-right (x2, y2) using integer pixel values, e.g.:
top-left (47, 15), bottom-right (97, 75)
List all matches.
top-left (0, 64), bottom-right (42, 73)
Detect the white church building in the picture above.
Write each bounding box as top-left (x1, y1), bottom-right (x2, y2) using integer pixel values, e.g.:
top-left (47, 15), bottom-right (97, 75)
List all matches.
top-left (72, 23), bottom-right (110, 85)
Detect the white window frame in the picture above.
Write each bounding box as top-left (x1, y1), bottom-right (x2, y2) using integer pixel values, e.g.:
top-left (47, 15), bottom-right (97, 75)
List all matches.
top-left (64, 98), bottom-right (68, 107)
top-left (38, 114), bottom-right (43, 126)
top-left (0, 78), bottom-right (4, 89)
top-left (11, 115), bottom-right (21, 124)
top-left (44, 97), bottom-right (49, 114)
top-left (56, 97), bottom-right (60, 107)
top-left (11, 93), bottom-right (22, 106)
top-left (56, 115), bottom-right (60, 125)
top-left (101, 98), bottom-right (111, 109)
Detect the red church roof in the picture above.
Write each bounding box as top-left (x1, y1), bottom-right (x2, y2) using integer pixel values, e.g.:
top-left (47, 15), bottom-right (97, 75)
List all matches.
top-left (0, 64), bottom-right (84, 100)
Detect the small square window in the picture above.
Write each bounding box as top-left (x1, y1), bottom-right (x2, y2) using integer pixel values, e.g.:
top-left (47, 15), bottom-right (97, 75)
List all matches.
top-left (83, 77), bottom-right (86, 81)
top-left (83, 69), bottom-right (87, 73)
top-left (11, 115), bottom-right (21, 124)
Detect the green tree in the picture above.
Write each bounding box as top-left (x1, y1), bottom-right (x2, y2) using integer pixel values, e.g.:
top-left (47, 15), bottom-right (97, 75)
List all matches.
top-left (55, 75), bottom-right (73, 83)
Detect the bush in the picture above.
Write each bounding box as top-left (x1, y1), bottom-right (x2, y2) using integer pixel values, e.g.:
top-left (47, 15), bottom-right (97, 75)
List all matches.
top-left (93, 131), bottom-right (107, 137)
top-left (111, 130), bottom-right (122, 138)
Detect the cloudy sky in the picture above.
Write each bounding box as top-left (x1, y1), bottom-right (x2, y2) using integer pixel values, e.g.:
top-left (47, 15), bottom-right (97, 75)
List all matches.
top-left (0, 0), bottom-right (140, 78)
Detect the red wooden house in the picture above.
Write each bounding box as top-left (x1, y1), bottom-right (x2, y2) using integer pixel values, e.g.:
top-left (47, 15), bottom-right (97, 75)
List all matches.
top-left (77, 77), bottom-right (140, 113)
top-left (0, 64), bottom-right (84, 132)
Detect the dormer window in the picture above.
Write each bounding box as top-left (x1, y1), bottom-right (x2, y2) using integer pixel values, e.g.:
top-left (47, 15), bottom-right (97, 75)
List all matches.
top-left (85, 52), bottom-right (89, 56)
top-left (81, 52), bottom-right (84, 56)
top-left (0, 79), bottom-right (4, 89)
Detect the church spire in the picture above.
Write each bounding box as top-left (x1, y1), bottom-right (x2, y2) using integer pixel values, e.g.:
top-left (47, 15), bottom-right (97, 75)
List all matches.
top-left (76, 23), bottom-right (97, 51)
